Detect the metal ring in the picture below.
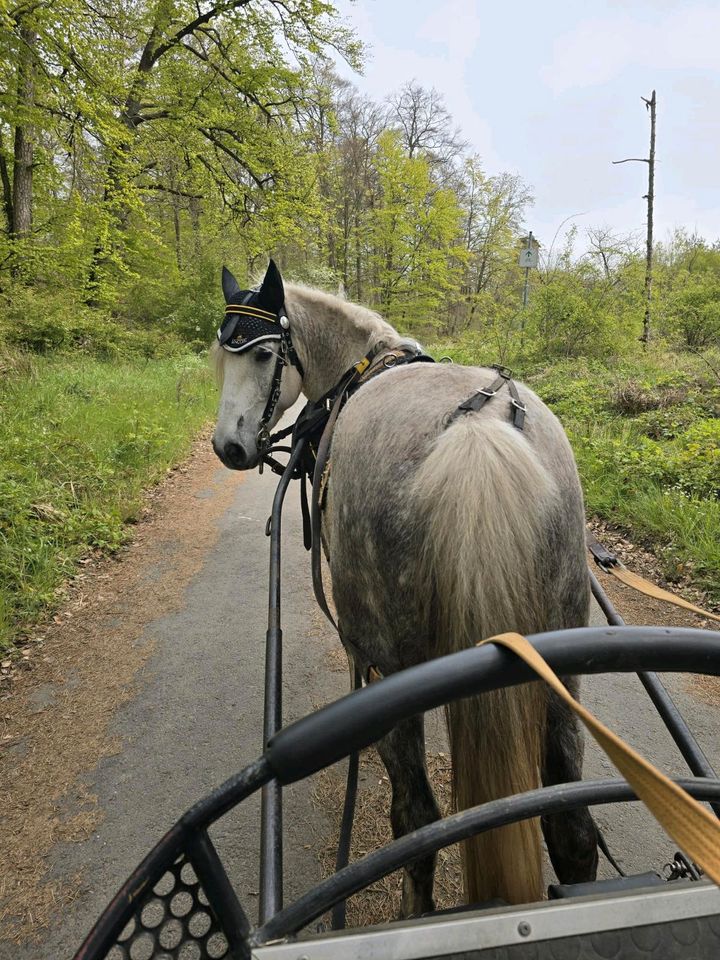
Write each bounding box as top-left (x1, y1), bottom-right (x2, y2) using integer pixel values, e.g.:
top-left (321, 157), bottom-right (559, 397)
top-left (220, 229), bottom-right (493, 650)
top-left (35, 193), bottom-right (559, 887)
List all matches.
top-left (257, 426), bottom-right (271, 452)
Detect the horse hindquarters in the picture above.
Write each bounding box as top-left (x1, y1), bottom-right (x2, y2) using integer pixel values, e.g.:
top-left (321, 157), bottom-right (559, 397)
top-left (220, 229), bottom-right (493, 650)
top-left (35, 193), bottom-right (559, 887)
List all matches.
top-left (412, 416), bottom-right (562, 906)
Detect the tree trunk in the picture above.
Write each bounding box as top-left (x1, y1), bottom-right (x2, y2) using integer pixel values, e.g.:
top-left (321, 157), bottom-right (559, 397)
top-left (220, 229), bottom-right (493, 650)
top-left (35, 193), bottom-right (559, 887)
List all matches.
top-left (172, 196), bottom-right (182, 270)
top-left (11, 23), bottom-right (37, 258)
top-left (0, 131), bottom-right (13, 232)
top-left (85, 11), bottom-right (170, 297)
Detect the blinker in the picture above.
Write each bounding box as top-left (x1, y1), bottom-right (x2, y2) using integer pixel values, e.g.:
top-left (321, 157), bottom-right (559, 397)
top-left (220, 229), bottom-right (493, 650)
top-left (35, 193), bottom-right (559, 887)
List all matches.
top-left (218, 307), bottom-right (282, 353)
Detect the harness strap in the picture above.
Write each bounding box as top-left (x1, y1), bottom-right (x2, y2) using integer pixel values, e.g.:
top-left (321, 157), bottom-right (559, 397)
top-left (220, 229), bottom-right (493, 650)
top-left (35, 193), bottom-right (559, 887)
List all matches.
top-left (480, 631), bottom-right (720, 886)
top-left (309, 370), bottom-right (362, 630)
top-left (308, 342), bottom-right (432, 632)
top-left (587, 531), bottom-right (720, 623)
top-left (447, 365), bottom-right (526, 430)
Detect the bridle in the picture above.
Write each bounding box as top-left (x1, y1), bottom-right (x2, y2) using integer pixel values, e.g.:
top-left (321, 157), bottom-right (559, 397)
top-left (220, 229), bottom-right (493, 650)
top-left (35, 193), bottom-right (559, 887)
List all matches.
top-left (218, 294), bottom-right (305, 456)
top-left (255, 308), bottom-right (305, 454)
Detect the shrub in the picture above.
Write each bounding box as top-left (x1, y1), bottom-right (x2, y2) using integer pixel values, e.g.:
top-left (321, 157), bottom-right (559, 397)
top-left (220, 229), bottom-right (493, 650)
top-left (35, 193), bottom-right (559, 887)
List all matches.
top-left (0, 284), bottom-right (186, 359)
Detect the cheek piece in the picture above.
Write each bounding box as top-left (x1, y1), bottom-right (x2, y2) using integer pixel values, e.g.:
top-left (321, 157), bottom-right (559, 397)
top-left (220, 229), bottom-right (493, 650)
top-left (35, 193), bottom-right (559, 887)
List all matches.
top-left (217, 296), bottom-right (304, 456)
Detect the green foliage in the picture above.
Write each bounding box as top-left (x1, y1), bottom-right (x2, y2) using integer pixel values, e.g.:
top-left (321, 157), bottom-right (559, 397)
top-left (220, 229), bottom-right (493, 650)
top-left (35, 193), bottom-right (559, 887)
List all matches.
top-left (529, 354), bottom-right (720, 596)
top-left (0, 351), bottom-right (216, 650)
top-left (369, 131), bottom-right (465, 323)
top-left (0, 284), bottom-right (186, 357)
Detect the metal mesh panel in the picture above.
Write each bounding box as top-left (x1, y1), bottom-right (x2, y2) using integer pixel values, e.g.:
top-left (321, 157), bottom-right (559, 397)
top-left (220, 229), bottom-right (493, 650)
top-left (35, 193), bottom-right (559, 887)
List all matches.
top-left (105, 856), bottom-right (229, 960)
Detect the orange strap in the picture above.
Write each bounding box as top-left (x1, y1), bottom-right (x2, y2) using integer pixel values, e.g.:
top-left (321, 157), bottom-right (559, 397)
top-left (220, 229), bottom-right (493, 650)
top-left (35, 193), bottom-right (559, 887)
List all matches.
top-left (605, 565), bottom-right (720, 624)
top-left (479, 632), bottom-right (720, 885)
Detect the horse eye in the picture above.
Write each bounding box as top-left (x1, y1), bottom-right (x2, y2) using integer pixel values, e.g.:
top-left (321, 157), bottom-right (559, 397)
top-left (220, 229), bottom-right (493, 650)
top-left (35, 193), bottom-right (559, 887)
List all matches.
top-left (255, 348), bottom-right (273, 363)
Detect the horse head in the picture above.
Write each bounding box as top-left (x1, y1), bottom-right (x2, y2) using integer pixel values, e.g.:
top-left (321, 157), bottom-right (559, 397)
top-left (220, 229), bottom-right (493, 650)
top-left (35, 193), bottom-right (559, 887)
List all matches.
top-left (211, 260), bottom-right (303, 470)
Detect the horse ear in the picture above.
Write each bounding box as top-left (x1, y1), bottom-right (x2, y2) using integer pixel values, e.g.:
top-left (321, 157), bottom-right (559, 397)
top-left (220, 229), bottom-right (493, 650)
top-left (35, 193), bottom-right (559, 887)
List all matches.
top-left (258, 259), bottom-right (284, 313)
top-left (222, 265), bottom-right (241, 304)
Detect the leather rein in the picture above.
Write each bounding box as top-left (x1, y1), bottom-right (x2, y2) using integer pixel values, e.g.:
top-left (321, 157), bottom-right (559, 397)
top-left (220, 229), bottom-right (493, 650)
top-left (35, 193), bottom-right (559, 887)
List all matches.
top-left (258, 336), bottom-right (436, 629)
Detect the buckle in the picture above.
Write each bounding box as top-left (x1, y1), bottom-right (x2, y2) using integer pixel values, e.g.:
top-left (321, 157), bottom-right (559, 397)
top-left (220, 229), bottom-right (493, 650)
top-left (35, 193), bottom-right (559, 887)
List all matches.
top-left (511, 397), bottom-right (526, 413)
top-left (491, 363), bottom-right (513, 379)
top-left (478, 387), bottom-right (497, 398)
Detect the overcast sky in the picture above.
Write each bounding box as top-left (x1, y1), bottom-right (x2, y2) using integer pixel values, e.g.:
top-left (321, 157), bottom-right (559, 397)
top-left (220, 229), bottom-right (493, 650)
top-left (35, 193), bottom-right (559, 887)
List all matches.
top-left (335, 0), bottom-right (720, 253)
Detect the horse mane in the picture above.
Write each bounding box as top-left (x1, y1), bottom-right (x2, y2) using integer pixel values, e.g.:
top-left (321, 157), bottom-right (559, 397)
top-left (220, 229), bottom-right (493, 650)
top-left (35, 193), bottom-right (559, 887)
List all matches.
top-left (210, 280), bottom-right (403, 391)
top-left (209, 340), bottom-right (226, 385)
top-left (284, 282), bottom-right (403, 352)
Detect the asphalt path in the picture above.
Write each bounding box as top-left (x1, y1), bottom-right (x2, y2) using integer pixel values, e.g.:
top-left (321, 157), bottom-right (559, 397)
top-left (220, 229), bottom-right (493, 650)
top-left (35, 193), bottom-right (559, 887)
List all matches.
top-left (5, 417), bottom-right (720, 958)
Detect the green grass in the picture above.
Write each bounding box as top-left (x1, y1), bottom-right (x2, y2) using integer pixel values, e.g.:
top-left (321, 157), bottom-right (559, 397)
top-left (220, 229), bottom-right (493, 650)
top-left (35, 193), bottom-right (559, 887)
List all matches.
top-left (0, 351), bottom-right (217, 651)
top-left (531, 355), bottom-right (720, 598)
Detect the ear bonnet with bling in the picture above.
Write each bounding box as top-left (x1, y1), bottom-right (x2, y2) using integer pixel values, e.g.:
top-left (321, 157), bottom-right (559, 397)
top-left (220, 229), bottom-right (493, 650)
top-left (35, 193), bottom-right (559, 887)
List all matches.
top-left (218, 259), bottom-right (304, 452)
top-left (218, 259), bottom-right (284, 351)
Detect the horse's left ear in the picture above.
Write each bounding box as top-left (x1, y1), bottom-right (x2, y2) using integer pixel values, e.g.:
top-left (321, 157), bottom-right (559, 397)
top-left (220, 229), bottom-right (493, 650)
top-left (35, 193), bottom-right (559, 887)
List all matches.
top-left (258, 259), bottom-right (284, 313)
top-left (222, 265), bottom-right (241, 304)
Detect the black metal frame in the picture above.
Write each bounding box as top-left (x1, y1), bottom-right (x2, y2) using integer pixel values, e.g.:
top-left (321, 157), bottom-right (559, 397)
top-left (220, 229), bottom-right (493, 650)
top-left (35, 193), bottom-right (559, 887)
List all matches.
top-left (73, 451), bottom-right (720, 960)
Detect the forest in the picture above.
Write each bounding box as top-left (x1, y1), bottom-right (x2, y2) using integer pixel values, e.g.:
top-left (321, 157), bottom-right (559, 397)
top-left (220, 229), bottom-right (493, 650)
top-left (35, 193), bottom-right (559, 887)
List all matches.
top-left (1, 0), bottom-right (719, 650)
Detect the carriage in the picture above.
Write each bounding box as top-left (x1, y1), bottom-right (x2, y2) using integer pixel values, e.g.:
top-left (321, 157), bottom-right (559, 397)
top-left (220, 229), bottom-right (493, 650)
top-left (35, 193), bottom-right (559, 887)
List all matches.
top-left (73, 263), bottom-right (720, 960)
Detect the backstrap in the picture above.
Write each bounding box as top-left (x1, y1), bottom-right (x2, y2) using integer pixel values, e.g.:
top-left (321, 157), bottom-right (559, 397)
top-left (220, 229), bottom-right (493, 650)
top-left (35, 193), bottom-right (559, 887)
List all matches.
top-left (446, 364), bottom-right (526, 430)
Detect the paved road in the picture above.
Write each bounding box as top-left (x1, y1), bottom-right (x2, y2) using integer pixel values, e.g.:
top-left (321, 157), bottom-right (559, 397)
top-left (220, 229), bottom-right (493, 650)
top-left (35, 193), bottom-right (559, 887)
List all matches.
top-left (4, 420), bottom-right (720, 958)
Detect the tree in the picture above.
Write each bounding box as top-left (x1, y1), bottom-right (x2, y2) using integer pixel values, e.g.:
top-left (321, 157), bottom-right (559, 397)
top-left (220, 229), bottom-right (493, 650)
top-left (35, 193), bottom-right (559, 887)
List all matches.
top-left (386, 81), bottom-right (466, 175)
top-left (613, 90), bottom-right (657, 345)
top-left (82, 0), bottom-right (360, 299)
top-left (370, 130), bottom-right (464, 322)
top-left (451, 156), bottom-right (532, 332)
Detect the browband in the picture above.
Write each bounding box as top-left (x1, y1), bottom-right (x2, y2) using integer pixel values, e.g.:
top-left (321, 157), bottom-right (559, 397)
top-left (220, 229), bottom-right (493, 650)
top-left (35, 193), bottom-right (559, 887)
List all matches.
top-left (224, 304), bottom-right (278, 321)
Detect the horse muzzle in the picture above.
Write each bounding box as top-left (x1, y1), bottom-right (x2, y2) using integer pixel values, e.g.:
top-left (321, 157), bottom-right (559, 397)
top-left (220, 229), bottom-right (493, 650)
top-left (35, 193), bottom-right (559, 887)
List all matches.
top-left (212, 436), bottom-right (259, 471)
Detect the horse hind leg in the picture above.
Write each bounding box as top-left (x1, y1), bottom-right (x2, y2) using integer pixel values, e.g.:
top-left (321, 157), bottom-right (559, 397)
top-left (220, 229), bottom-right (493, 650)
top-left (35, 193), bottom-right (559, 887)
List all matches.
top-left (541, 679), bottom-right (599, 884)
top-left (375, 714), bottom-right (441, 918)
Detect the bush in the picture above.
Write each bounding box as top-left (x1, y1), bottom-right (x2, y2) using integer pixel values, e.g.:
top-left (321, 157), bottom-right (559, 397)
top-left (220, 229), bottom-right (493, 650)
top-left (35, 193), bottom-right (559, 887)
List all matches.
top-left (609, 378), bottom-right (690, 416)
top-left (0, 285), bottom-right (186, 358)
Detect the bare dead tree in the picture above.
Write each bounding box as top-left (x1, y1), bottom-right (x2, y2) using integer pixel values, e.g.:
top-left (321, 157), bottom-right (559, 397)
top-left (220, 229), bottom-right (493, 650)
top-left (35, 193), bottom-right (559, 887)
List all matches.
top-left (614, 89), bottom-right (656, 345)
top-left (386, 81), bottom-right (466, 174)
top-left (585, 227), bottom-right (640, 283)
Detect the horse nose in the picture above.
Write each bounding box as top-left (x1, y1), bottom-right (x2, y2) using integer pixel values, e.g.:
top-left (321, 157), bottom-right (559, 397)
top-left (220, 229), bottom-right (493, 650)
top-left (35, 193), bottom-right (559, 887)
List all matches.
top-left (213, 437), bottom-right (248, 470)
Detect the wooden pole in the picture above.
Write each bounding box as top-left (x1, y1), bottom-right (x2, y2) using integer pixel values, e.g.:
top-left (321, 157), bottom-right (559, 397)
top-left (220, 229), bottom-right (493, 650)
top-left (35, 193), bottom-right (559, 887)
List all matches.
top-left (641, 91), bottom-right (656, 345)
top-left (613, 89), bottom-right (657, 347)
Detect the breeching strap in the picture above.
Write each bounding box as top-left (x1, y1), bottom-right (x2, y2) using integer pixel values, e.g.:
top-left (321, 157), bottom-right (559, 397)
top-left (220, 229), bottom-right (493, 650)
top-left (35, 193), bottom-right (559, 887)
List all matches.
top-left (586, 532), bottom-right (720, 624)
top-left (480, 631), bottom-right (720, 885)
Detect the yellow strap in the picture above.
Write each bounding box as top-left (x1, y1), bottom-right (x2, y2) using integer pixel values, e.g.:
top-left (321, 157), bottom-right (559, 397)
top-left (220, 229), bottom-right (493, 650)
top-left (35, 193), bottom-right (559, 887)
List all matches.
top-left (606, 566), bottom-right (720, 624)
top-left (479, 632), bottom-right (720, 885)
top-left (224, 304), bottom-right (277, 321)
top-left (354, 356), bottom-right (370, 375)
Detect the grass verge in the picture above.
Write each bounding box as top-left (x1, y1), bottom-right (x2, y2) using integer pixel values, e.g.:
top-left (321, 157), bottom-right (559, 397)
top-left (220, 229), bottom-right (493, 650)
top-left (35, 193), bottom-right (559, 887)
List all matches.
top-left (0, 350), bottom-right (216, 651)
top-left (530, 355), bottom-right (720, 598)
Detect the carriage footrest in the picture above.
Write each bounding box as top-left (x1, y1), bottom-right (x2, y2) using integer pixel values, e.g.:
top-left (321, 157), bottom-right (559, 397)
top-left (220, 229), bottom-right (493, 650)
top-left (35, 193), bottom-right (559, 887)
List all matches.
top-left (548, 870), bottom-right (664, 899)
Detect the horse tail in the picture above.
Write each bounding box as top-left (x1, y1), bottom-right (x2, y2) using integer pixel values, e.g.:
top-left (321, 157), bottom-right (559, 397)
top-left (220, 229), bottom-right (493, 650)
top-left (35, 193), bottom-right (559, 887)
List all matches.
top-left (412, 416), bottom-right (555, 906)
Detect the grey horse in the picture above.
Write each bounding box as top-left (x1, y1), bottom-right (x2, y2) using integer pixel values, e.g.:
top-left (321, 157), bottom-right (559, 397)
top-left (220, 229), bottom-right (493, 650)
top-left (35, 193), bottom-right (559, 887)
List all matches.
top-left (212, 262), bottom-right (598, 916)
